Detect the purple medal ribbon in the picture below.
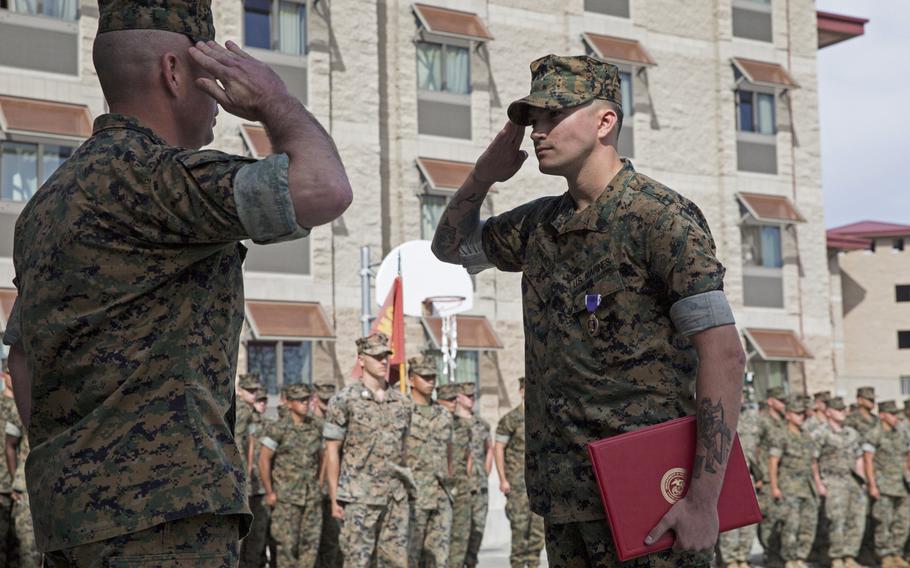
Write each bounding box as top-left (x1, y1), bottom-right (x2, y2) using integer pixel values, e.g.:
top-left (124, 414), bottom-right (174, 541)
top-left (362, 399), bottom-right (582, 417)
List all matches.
top-left (585, 294), bottom-right (602, 313)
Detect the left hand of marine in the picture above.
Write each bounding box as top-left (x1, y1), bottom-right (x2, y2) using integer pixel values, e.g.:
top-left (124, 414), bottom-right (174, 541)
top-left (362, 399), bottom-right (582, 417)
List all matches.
top-left (644, 495), bottom-right (719, 553)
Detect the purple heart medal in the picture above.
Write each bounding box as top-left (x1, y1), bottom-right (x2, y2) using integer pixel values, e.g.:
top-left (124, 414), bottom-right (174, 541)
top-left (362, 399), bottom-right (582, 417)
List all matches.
top-left (585, 294), bottom-right (602, 336)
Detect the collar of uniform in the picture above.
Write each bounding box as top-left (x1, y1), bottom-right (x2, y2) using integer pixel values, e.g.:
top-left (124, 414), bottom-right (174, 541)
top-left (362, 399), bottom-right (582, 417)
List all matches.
top-left (92, 113), bottom-right (168, 145)
top-left (550, 158), bottom-right (636, 235)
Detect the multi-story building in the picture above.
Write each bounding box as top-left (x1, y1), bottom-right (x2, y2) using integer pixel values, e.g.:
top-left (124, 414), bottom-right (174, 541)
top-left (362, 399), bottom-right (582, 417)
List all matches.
top-left (0, 0), bottom-right (867, 556)
top-left (828, 221), bottom-right (910, 403)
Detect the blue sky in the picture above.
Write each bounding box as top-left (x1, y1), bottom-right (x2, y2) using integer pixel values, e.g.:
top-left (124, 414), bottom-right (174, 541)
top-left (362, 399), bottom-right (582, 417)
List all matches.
top-left (816, 1), bottom-right (909, 228)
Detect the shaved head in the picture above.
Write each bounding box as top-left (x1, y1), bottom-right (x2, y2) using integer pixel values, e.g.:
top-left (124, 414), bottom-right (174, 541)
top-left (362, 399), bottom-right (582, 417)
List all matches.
top-left (92, 30), bottom-right (218, 148)
top-left (93, 30), bottom-right (193, 105)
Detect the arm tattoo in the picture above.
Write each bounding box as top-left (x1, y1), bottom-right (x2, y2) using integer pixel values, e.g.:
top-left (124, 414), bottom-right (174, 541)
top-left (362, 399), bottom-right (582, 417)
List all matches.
top-left (693, 398), bottom-right (733, 479)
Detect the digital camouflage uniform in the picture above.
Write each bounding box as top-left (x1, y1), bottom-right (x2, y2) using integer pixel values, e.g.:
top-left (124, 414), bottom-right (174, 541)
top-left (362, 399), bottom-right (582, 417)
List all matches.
top-left (813, 398), bottom-right (866, 563)
top-left (496, 398), bottom-right (546, 568)
top-left (1, 1), bottom-right (314, 563)
top-left (6, 410), bottom-right (40, 568)
top-left (845, 388), bottom-right (880, 566)
top-left (314, 383), bottom-right (341, 568)
top-left (756, 394), bottom-right (788, 568)
top-left (472, 53), bottom-right (734, 568)
top-left (446, 384), bottom-right (475, 568)
top-left (769, 403), bottom-right (819, 564)
top-left (237, 375), bottom-right (268, 568)
top-left (718, 404), bottom-right (760, 565)
top-left (863, 403), bottom-right (910, 561)
top-left (262, 384), bottom-right (323, 568)
top-left (0, 395), bottom-right (17, 566)
top-left (406, 356), bottom-right (454, 568)
top-left (464, 415), bottom-right (491, 567)
top-left (324, 334), bottom-right (413, 568)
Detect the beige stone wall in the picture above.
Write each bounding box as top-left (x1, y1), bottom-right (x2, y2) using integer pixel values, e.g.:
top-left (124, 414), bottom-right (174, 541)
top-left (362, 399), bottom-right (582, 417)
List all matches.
top-left (836, 241), bottom-right (910, 401)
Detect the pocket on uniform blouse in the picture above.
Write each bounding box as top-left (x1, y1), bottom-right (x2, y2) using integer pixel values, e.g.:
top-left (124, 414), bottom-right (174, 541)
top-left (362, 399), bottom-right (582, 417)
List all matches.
top-left (571, 269), bottom-right (625, 314)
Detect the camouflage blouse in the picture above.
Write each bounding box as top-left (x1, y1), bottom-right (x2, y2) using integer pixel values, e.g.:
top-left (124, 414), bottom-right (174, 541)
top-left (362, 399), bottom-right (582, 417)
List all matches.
top-left (482, 160), bottom-right (727, 523)
top-left (261, 415), bottom-right (323, 506)
top-left (495, 404), bottom-right (528, 489)
top-left (406, 402), bottom-right (453, 510)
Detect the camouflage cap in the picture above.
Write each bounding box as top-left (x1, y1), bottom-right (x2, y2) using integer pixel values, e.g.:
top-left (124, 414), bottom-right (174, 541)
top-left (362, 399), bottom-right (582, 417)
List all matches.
top-left (857, 386), bottom-right (875, 401)
top-left (356, 332), bottom-right (393, 357)
top-left (766, 386), bottom-right (787, 401)
top-left (786, 398), bottom-right (807, 413)
top-left (458, 383), bottom-right (477, 398)
top-left (97, 0), bottom-right (215, 42)
top-left (313, 382), bottom-right (337, 402)
top-left (436, 383), bottom-right (458, 401)
top-left (285, 383), bottom-right (312, 401)
top-left (255, 392), bottom-right (268, 402)
top-left (813, 391), bottom-right (831, 402)
top-left (828, 397), bottom-right (846, 411)
top-left (879, 400), bottom-right (898, 414)
top-left (237, 373), bottom-right (262, 392)
top-left (507, 54), bottom-right (622, 126)
top-left (408, 355), bottom-right (438, 378)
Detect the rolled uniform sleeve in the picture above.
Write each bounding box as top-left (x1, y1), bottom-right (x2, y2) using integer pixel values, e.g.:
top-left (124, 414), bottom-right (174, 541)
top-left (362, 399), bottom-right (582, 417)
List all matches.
top-left (648, 204), bottom-right (734, 335)
top-left (862, 427), bottom-right (880, 454)
top-left (145, 149), bottom-right (308, 245)
top-left (5, 420), bottom-right (21, 439)
top-left (2, 297), bottom-right (21, 347)
top-left (261, 436), bottom-right (279, 451)
top-left (323, 395), bottom-right (349, 441)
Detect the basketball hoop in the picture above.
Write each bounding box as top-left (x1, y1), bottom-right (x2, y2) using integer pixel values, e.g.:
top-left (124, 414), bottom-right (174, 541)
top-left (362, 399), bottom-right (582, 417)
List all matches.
top-left (425, 295), bottom-right (466, 383)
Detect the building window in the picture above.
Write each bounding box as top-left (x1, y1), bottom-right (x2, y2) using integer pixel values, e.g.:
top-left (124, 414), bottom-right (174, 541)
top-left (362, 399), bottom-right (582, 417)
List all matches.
top-left (2, 0), bottom-right (78, 20)
top-left (416, 40), bottom-right (472, 140)
top-left (1, 140), bottom-right (74, 203)
top-left (897, 285), bottom-right (910, 303)
top-left (899, 331), bottom-right (910, 350)
top-left (584, 0), bottom-right (630, 18)
top-left (749, 359), bottom-right (788, 401)
top-left (247, 340), bottom-right (312, 395)
top-left (736, 90), bottom-right (776, 135)
top-left (732, 0), bottom-right (772, 42)
top-left (420, 194), bottom-right (447, 240)
top-left (742, 224), bottom-right (784, 308)
top-left (901, 376), bottom-right (910, 396)
top-left (894, 239), bottom-right (905, 252)
top-left (243, 0), bottom-right (307, 55)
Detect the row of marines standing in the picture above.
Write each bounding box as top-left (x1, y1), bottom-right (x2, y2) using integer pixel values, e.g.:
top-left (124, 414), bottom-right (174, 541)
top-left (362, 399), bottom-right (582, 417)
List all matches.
top-left (722, 386), bottom-right (910, 568)
top-left (233, 331), bottom-right (544, 568)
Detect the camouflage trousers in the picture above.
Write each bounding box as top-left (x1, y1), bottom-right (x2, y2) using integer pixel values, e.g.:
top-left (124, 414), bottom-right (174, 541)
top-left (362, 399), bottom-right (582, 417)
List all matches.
top-left (43, 513), bottom-right (241, 568)
top-left (340, 498), bottom-right (409, 568)
top-left (779, 495), bottom-right (818, 562)
top-left (272, 498), bottom-right (323, 568)
top-left (872, 493), bottom-right (910, 557)
top-left (13, 491), bottom-right (41, 568)
top-left (825, 477), bottom-right (867, 559)
top-left (240, 494), bottom-right (270, 568)
top-left (0, 492), bottom-right (12, 567)
top-left (718, 524), bottom-right (757, 563)
top-left (448, 483), bottom-right (473, 568)
top-left (408, 501), bottom-right (453, 568)
top-left (757, 488), bottom-right (784, 568)
top-left (465, 487), bottom-right (488, 567)
top-left (543, 517), bottom-right (713, 568)
top-left (504, 488), bottom-right (545, 568)
top-left (317, 495), bottom-right (342, 568)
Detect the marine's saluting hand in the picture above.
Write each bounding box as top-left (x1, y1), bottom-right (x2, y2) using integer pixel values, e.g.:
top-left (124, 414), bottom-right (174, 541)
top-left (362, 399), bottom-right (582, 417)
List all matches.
top-left (189, 40), bottom-right (291, 122)
top-left (472, 122), bottom-right (528, 186)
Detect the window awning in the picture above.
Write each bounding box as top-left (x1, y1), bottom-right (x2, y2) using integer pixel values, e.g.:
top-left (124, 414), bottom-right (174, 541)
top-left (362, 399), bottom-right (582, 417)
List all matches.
top-left (737, 193), bottom-right (805, 224)
top-left (246, 300), bottom-right (335, 341)
top-left (732, 58), bottom-right (799, 89)
top-left (0, 95), bottom-right (92, 139)
top-left (744, 328), bottom-right (813, 361)
top-left (582, 33), bottom-right (656, 66)
top-left (817, 11), bottom-right (868, 49)
top-left (0, 288), bottom-right (16, 328)
top-left (413, 3), bottom-right (493, 42)
top-left (240, 124), bottom-right (273, 159)
top-left (417, 157), bottom-right (495, 193)
top-left (423, 315), bottom-right (503, 350)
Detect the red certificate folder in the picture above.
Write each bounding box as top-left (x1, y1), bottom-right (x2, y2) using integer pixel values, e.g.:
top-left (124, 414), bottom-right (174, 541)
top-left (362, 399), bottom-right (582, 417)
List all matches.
top-left (587, 415), bottom-right (762, 561)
